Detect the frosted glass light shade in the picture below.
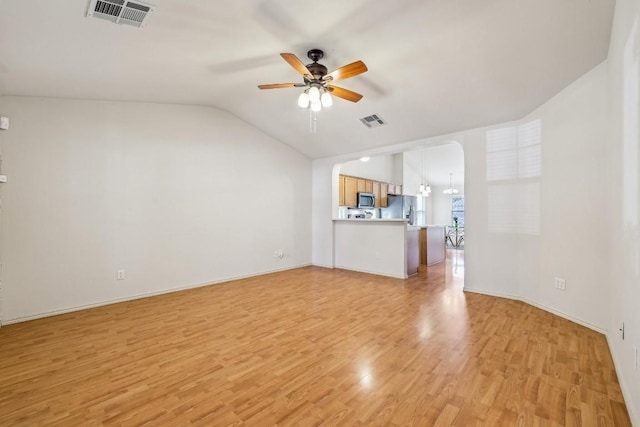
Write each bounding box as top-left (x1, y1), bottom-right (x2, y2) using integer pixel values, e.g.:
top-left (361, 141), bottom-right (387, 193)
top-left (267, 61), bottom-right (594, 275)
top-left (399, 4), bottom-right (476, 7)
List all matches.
top-left (321, 92), bottom-right (333, 107)
top-left (308, 86), bottom-right (320, 102)
top-left (297, 92), bottom-right (309, 108)
top-left (310, 100), bottom-right (322, 112)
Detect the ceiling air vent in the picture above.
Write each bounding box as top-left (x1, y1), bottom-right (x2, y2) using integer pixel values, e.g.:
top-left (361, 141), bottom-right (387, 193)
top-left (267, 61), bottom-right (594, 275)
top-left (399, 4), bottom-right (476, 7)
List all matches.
top-left (87, 0), bottom-right (155, 28)
top-left (359, 114), bottom-right (386, 128)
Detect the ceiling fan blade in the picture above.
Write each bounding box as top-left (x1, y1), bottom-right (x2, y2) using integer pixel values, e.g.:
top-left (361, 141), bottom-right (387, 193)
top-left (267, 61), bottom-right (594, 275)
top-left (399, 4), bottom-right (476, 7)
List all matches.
top-left (280, 53), bottom-right (313, 78)
top-left (327, 85), bottom-right (364, 102)
top-left (258, 83), bottom-right (299, 89)
top-left (324, 60), bottom-right (368, 82)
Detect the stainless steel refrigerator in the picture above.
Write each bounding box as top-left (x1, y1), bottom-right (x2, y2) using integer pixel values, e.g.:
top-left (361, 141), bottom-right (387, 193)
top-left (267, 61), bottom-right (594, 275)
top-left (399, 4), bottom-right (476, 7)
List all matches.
top-left (386, 195), bottom-right (417, 225)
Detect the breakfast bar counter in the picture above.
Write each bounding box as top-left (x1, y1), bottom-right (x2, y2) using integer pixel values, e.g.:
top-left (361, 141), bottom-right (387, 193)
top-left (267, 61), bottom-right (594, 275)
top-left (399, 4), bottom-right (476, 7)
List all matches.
top-left (333, 219), bottom-right (420, 278)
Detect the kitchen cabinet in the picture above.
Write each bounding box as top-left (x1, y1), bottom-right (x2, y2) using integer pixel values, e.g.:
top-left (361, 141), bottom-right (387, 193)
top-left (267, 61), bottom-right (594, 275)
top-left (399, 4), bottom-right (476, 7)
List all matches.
top-left (389, 184), bottom-right (403, 195)
top-left (372, 181), bottom-right (381, 208)
top-left (338, 174), bottom-right (398, 208)
top-left (357, 178), bottom-right (367, 193)
top-left (365, 180), bottom-right (373, 193)
top-left (380, 183), bottom-right (388, 207)
top-left (344, 176), bottom-right (358, 207)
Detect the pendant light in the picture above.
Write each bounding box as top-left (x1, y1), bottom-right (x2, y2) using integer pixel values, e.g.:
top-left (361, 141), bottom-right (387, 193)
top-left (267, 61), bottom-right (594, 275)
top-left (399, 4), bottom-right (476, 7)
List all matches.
top-left (417, 146), bottom-right (431, 197)
top-left (425, 146), bottom-right (432, 196)
top-left (443, 172), bottom-right (459, 195)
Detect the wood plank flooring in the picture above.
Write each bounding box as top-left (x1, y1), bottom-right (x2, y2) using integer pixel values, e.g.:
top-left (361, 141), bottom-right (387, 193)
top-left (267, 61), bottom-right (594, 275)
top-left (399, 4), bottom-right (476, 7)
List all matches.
top-left (0, 250), bottom-right (631, 426)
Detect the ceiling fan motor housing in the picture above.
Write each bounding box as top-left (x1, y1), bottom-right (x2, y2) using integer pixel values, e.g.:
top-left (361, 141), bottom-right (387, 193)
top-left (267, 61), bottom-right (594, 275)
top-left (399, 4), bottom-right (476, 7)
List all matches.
top-left (306, 49), bottom-right (327, 79)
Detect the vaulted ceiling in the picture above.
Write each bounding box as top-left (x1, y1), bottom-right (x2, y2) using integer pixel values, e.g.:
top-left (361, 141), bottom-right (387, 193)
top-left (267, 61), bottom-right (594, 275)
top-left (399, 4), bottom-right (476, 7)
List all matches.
top-left (0, 0), bottom-right (615, 159)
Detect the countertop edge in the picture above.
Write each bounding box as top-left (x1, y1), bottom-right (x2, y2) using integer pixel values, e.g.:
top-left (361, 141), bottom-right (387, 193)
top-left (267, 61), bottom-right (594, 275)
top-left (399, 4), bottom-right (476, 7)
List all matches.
top-left (333, 218), bottom-right (409, 223)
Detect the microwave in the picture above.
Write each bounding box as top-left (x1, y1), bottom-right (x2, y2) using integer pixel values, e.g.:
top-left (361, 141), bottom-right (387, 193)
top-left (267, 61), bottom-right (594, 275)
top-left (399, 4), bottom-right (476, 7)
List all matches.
top-left (357, 192), bottom-right (376, 209)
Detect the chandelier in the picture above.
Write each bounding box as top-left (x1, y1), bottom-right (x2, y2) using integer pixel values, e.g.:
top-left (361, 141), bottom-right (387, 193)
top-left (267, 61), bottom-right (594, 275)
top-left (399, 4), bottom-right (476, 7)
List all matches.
top-left (443, 173), bottom-right (459, 195)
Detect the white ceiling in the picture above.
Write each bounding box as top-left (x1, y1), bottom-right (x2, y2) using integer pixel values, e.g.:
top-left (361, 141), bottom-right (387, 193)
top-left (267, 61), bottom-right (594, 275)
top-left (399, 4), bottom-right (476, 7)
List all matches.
top-left (408, 143), bottom-right (465, 188)
top-left (0, 0), bottom-right (615, 159)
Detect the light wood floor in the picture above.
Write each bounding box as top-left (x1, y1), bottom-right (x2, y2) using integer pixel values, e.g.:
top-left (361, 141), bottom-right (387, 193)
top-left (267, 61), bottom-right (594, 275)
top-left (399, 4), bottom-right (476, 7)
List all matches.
top-left (0, 250), bottom-right (631, 426)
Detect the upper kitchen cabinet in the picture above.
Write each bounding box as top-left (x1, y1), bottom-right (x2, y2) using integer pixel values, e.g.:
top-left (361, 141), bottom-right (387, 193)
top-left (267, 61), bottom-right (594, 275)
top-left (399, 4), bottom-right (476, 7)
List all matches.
top-left (343, 176), bottom-right (358, 207)
top-left (339, 174), bottom-right (400, 208)
top-left (380, 183), bottom-right (388, 207)
top-left (372, 181), bottom-right (381, 208)
top-left (338, 153), bottom-right (403, 208)
top-left (389, 184), bottom-right (403, 195)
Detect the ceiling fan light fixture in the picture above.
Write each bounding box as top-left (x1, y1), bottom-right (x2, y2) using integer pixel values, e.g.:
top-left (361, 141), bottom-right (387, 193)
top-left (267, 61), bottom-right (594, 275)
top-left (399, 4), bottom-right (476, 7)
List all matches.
top-left (308, 86), bottom-right (320, 103)
top-left (297, 92), bottom-right (310, 108)
top-left (321, 91), bottom-right (333, 108)
top-left (310, 100), bottom-right (322, 112)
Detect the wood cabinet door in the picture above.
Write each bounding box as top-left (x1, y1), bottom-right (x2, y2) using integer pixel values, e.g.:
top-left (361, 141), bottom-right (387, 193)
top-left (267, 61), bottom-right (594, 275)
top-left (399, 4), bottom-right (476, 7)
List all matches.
top-left (372, 181), bottom-right (381, 208)
top-left (380, 183), bottom-right (388, 207)
top-left (365, 180), bottom-right (373, 193)
top-left (344, 176), bottom-right (358, 207)
top-left (339, 175), bottom-right (345, 206)
top-left (357, 178), bottom-right (367, 193)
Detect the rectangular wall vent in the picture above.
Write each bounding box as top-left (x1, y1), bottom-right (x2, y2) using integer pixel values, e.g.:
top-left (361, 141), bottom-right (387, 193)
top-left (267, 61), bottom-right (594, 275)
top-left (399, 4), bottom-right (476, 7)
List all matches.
top-left (87, 0), bottom-right (155, 28)
top-left (359, 114), bottom-right (386, 128)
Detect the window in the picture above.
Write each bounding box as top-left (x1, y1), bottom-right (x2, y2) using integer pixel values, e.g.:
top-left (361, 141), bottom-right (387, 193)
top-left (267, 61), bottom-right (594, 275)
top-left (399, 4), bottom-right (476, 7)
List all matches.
top-left (486, 119), bottom-right (541, 235)
top-left (451, 196), bottom-right (465, 227)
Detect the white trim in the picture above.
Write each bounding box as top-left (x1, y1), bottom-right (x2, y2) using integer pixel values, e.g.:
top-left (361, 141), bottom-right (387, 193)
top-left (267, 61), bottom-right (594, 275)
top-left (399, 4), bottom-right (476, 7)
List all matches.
top-left (312, 263), bottom-right (334, 269)
top-left (464, 287), bottom-right (607, 335)
top-left (463, 287), bottom-right (519, 300)
top-left (333, 265), bottom-right (407, 280)
top-left (606, 334), bottom-right (639, 426)
top-left (3, 264), bottom-right (311, 325)
top-left (521, 298), bottom-right (607, 335)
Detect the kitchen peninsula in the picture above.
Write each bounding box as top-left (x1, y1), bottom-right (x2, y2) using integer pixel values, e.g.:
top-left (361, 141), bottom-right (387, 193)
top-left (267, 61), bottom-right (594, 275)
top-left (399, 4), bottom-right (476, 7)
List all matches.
top-left (333, 219), bottom-right (420, 278)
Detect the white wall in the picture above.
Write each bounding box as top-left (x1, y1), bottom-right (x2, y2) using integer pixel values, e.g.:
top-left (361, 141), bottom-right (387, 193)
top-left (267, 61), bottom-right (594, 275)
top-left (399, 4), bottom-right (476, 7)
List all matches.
top-left (0, 96), bottom-right (312, 323)
top-left (402, 149), bottom-right (422, 196)
top-left (522, 63), bottom-right (610, 327)
top-left (428, 186), bottom-right (454, 226)
top-left (607, 0), bottom-right (640, 422)
top-left (462, 63), bottom-right (611, 332)
top-left (339, 154), bottom-right (396, 183)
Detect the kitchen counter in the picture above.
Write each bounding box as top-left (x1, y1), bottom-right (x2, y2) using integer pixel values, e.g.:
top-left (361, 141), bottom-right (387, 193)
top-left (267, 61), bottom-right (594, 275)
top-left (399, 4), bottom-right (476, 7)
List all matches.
top-left (419, 225), bottom-right (446, 266)
top-left (333, 219), bottom-right (420, 278)
top-left (333, 218), bottom-right (408, 222)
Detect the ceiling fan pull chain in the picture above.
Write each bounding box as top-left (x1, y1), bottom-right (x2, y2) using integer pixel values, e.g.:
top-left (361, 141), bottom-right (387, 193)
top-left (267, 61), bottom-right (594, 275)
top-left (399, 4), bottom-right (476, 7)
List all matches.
top-left (309, 109), bottom-right (318, 134)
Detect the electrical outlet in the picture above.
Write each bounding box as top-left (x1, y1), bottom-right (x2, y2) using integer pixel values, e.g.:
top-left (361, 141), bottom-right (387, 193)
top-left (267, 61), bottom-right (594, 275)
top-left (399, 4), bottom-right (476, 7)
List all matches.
top-left (117, 270), bottom-right (125, 280)
top-left (273, 250), bottom-right (284, 259)
top-left (554, 277), bottom-right (566, 290)
top-left (634, 346), bottom-right (638, 371)
top-left (620, 322), bottom-right (625, 340)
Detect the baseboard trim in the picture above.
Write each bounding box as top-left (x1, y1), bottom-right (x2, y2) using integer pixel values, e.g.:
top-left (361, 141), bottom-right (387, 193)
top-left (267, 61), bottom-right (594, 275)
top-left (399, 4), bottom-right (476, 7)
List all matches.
top-left (606, 334), bottom-right (639, 426)
top-left (463, 287), bottom-right (519, 300)
top-left (333, 265), bottom-right (406, 279)
top-left (2, 263), bottom-right (311, 326)
top-left (463, 287), bottom-right (607, 335)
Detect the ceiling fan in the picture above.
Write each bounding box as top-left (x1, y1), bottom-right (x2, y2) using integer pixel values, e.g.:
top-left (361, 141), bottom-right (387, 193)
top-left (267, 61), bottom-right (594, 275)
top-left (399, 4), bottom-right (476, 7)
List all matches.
top-left (258, 49), bottom-right (368, 108)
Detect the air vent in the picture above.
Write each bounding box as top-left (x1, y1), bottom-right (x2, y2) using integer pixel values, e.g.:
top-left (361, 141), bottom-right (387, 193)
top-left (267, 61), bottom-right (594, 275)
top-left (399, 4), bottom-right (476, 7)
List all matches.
top-left (87, 0), bottom-right (155, 28)
top-left (359, 114), bottom-right (386, 128)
